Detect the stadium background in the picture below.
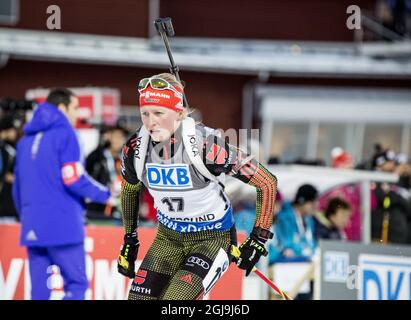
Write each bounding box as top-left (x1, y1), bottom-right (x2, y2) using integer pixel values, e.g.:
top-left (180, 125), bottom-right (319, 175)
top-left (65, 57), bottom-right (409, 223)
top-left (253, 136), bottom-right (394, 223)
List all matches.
top-left (1, 0), bottom-right (411, 300)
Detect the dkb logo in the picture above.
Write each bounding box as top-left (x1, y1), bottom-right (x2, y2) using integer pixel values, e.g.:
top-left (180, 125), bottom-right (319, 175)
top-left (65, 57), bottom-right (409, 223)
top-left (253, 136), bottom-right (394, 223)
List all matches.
top-left (146, 164), bottom-right (193, 189)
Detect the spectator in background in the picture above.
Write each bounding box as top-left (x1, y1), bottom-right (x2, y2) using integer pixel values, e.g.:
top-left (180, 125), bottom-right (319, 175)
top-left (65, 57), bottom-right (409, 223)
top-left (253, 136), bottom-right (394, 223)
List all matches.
top-left (372, 147), bottom-right (397, 172)
top-left (86, 124), bottom-right (128, 220)
top-left (394, 154), bottom-right (411, 244)
top-left (394, 153), bottom-right (411, 244)
top-left (331, 147), bottom-right (353, 169)
top-left (314, 197), bottom-right (352, 240)
top-left (377, 0), bottom-right (395, 39)
top-left (386, 0), bottom-right (411, 36)
top-left (371, 147), bottom-right (411, 244)
top-left (377, 0), bottom-right (411, 39)
top-left (0, 115), bottom-right (19, 147)
top-left (13, 88), bottom-right (111, 300)
top-left (0, 116), bottom-right (18, 220)
top-left (319, 147), bottom-right (362, 241)
top-left (269, 184), bottom-right (318, 264)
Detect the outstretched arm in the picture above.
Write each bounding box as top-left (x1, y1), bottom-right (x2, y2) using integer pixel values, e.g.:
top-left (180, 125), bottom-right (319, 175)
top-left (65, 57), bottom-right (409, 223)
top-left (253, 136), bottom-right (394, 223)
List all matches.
top-left (203, 133), bottom-right (278, 239)
top-left (203, 133), bottom-right (278, 276)
top-left (59, 129), bottom-right (110, 203)
top-left (232, 159), bottom-right (278, 239)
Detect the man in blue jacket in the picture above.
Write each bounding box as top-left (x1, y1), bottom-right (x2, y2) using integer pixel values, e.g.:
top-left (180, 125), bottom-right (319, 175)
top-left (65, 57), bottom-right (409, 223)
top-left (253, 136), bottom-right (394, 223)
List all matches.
top-left (13, 88), bottom-right (111, 300)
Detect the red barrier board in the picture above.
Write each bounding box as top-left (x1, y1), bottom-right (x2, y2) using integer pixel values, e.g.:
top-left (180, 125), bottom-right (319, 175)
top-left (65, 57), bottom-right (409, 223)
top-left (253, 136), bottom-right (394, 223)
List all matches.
top-left (0, 224), bottom-right (244, 300)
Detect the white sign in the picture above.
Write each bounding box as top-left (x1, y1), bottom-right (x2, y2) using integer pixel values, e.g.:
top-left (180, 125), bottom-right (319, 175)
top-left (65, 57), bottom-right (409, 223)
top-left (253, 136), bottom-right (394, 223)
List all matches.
top-left (358, 254), bottom-right (411, 300)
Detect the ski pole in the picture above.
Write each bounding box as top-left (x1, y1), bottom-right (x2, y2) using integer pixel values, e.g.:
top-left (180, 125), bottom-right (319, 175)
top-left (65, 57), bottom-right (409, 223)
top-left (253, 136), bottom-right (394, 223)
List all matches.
top-left (231, 245), bottom-right (292, 300)
top-left (154, 17), bottom-right (189, 108)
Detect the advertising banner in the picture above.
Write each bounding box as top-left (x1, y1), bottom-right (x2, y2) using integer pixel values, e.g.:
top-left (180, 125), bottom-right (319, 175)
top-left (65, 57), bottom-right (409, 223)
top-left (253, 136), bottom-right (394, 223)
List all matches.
top-left (0, 224), bottom-right (244, 300)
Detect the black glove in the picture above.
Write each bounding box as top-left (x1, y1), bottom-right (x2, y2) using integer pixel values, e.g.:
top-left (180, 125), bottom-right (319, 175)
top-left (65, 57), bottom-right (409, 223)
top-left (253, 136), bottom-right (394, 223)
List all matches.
top-left (237, 233), bottom-right (268, 276)
top-left (117, 232), bottom-right (139, 279)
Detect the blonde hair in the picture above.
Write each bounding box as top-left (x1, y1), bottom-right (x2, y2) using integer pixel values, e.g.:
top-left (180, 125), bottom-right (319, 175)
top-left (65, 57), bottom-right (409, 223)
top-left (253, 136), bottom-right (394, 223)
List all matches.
top-left (151, 72), bottom-right (194, 119)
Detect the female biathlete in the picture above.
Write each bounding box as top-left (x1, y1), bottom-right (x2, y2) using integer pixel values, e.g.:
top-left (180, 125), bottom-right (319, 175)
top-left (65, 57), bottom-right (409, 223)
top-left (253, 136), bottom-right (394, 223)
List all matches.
top-left (117, 73), bottom-right (278, 300)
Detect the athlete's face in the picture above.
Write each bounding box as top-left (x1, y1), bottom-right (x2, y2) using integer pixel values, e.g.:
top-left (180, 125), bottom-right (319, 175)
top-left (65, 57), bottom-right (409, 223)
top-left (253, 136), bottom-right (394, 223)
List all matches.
top-left (140, 106), bottom-right (183, 142)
